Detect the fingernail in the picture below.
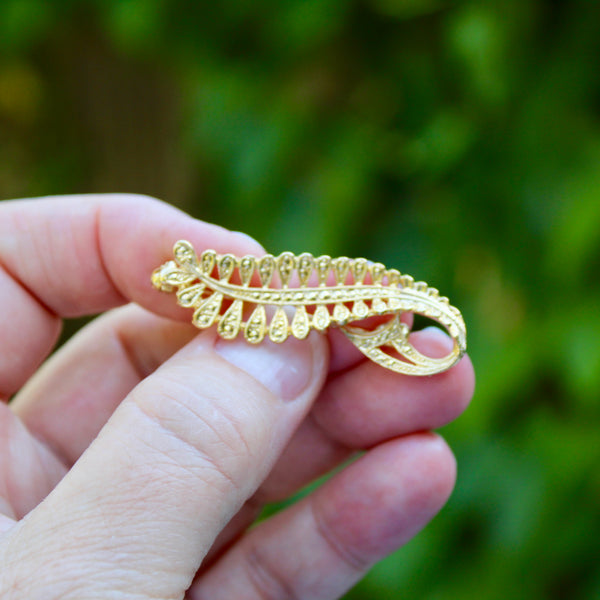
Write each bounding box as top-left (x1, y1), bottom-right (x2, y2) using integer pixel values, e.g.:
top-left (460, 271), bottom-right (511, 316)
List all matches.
top-left (231, 230), bottom-right (259, 245)
top-left (231, 231), bottom-right (265, 254)
top-left (214, 334), bottom-right (316, 401)
top-left (419, 326), bottom-right (454, 357)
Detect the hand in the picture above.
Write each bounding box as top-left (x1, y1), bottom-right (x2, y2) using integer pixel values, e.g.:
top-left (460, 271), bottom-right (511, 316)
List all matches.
top-left (0, 194), bottom-right (474, 599)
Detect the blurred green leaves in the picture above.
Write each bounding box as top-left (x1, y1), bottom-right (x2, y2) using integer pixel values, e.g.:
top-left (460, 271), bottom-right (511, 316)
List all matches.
top-left (102, 0), bottom-right (167, 55)
top-left (0, 0), bottom-right (54, 53)
top-left (1, 0), bottom-right (600, 598)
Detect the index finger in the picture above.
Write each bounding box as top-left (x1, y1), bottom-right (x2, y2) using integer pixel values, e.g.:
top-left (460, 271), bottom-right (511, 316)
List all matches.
top-left (0, 194), bottom-right (264, 397)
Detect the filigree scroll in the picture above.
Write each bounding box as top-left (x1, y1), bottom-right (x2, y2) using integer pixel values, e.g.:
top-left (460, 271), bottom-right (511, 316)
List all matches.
top-left (152, 240), bottom-right (467, 376)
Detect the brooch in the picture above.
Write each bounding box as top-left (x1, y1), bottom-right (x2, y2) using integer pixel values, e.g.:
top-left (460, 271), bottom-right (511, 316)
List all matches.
top-left (152, 241), bottom-right (466, 376)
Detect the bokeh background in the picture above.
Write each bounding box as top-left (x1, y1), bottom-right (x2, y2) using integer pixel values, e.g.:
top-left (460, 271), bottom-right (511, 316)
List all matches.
top-left (1, 0), bottom-right (600, 598)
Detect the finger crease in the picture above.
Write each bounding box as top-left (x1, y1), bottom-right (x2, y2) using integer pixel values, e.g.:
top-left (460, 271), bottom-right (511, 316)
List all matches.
top-left (307, 410), bottom-right (351, 453)
top-left (94, 203), bottom-right (128, 306)
top-left (115, 330), bottom-right (147, 382)
top-left (130, 398), bottom-right (240, 493)
top-left (245, 538), bottom-right (300, 600)
top-left (310, 497), bottom-right (370, 573)
top-left (0, 260), bottom-right (58, 320)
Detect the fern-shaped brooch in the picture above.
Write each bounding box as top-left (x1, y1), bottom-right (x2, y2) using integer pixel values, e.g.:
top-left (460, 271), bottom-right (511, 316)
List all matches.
top-left (152, 241), bottom-right (467, 376)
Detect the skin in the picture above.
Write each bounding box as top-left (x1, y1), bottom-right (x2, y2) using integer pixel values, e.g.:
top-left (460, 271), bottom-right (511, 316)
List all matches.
top-left (0, 194), bottom-right (475, 600)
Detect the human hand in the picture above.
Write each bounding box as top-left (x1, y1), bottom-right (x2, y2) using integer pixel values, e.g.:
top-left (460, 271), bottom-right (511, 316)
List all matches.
top-left (0, 194), bottom-right (474, 599)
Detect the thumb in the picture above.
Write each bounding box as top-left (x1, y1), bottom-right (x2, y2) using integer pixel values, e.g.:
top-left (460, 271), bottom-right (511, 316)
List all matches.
top-left (2, 330), bottom-right (328, 599)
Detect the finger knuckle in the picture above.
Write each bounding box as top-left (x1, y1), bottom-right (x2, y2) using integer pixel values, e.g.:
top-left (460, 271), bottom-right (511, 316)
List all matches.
top-left (245, 538), bottom-right (299, 600)
top-left (128, 376), bottom-right (259, 494)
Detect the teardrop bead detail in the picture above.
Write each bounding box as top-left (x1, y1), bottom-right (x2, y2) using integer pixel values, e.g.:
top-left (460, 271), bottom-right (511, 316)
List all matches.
top-left (245, 305), bottom-right (267, 344)
top-left (193, 292), bottom-right (223, 328)
top-left (352, 300), bottom-right (369, 319)
top-left (218, 254), bottom-right (236, 281)
top-left (269, 307), bottom-right (290, 343)
top-left (313, 304), bottom-right (331, 331)
top-left (372, 297), bottom-right (388, 313)
top-left (291, 305), bottom-right (310, 339)
top-left (352, 258), bottom-right (368, 284)
top-left (277, 252), bottom-right (296, 288)
top-left (176, 282), bottom-right (205, 307)
top-left (333, 303), bottom-right (351, 323)
top-left (239, 256), bottom-right (256, 286)
top-left (218, 299), bottom-right (243, 339)
top-left (174, 240), bottom-right (199, 267)
top-left (297, 253), bottom-right (314, 286)
top-left (258, 255), bottom-right (276, 287)
top-left (200, 250), bottom-right (217, 275)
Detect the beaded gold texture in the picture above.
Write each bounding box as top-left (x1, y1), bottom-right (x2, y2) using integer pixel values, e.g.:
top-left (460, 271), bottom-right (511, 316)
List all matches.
top-left (152, 240), bottom-right (467, 376)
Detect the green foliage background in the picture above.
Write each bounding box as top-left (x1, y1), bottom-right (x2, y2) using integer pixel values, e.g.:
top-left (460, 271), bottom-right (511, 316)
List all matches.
top-left (2, 0), bottom-right (600, 597)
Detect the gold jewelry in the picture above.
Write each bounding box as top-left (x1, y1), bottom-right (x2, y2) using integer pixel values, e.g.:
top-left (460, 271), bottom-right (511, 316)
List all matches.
top-left (152, 241), bottom-right (466, 376)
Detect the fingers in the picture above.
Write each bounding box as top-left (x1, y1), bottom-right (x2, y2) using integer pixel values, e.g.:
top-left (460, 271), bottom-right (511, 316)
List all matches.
top-left (14, 315), bottom-right (472, 509)
top-left (0, 403), bottom-right (67, 520)
top-left (256, 327), bottom-right (474, 502)
top-left (201, 328), bottom-right (473, 568)
top-left (1, 329), bottom-right (329, 599)
top-left (0, 194), bottom-right (264, 318)
top-left (189, 433), bottom-right (456, 600)
top-left (0, 194), bottom-right (264, 396)
top-left (312, 327), bottom-right (475, 449)
top-left (13, 304), bottom-right (197, 464)
top-left (252, 414), bottom-right (349, 503)
top-left (0, 513), bottom-right (15, 535)
top-left (0, 266), bottom-right (61, 399)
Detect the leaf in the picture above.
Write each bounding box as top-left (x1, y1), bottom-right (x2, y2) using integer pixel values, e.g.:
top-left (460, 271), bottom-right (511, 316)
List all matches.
top-left (269, 307), bottom-right (290, 343)
top-left (297, 253), bottom-right (315, 286)
top-left (333, 257), bottom-right (350, 285)
top-left (162, 267), bottom-right (196, 286)
top-left (218, 253), bottom-right (236, 281)
top-left (245, 305), bottom-right (267, 344)
top-left (387, 269), bottom-right (401, 286)
top-left (173, 240), bottom-right (199, 267)
top-left (291, 305), bottom-right (310, 339)
top-left (372, 297), bottom-right (388, 313)
top-left (258, 255), bottom-right (276, 287)
top-left (217, 299), bottom-right (243, 339)
top-left (192, 292), bottom-right (223, 328)
top-left (352, 300), bottom-right (369, 318)
top-left (277, 252), bottom-right (295, 287)
top-left (316, 255), bottom-right (331, 285)
top-left (352, 258), bottom-right (368, 284)
top-left (176, 283), bottom-right (205, 307)
top-left (333, 303), bottom-right (351, 324)
top-left (313, 304), bottom-right (330, 331)
top-left (200, 250), bottom-right (216, 275)
top-left (239, 256), bottom-right (256, 286)
top-left (371, 263), bottom-right (386, 284)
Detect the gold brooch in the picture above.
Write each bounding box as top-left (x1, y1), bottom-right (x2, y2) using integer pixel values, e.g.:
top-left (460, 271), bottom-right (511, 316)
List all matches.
top-left (152, 241), bottom-right (466, 376)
